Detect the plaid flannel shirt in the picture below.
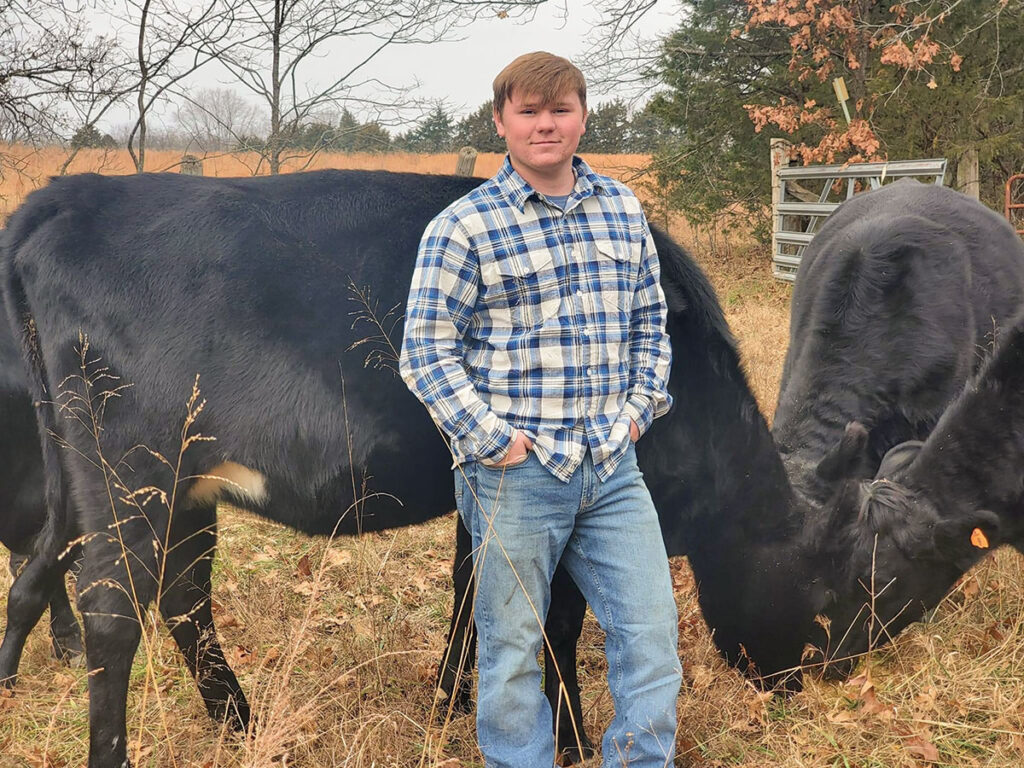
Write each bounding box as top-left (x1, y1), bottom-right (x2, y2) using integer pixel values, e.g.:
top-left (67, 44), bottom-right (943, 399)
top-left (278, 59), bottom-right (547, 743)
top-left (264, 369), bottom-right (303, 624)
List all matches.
top-left (399, 156), bottom-right (672, 482)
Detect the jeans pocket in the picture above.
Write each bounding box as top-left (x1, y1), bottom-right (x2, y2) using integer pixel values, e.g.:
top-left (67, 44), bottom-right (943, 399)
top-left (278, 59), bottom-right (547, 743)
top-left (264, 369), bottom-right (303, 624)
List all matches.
top-left (478, 451), bottom-right (532, 471)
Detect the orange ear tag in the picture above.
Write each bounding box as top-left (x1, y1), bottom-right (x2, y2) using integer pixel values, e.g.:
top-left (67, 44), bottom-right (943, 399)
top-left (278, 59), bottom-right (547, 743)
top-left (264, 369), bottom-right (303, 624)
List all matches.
top-left (970, 528), bottom-right (990, 549)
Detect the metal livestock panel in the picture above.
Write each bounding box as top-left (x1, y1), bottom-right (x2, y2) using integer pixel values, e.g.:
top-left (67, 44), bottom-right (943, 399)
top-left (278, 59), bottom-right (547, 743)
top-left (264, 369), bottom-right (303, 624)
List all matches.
top-left (772, 158), bottom-right (947, 282)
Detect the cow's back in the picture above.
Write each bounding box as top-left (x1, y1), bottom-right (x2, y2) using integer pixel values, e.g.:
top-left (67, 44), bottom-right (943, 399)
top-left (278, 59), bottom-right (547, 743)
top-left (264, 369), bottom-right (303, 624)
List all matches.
top-left (773, 179), bottom-right (1024, 501)
top-left (4, 170), bottom-right (484, 535)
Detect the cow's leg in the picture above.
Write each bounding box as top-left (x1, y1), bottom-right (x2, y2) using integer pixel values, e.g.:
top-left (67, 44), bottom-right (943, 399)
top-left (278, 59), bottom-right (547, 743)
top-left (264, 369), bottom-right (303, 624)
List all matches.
top-left (157, 503), bottom-right (249, 730)
top-left (79, 548), bottom-right (150, 768)
top-left (47, 548), bottom-right (84, 664)
top-left (436, 513), bottom-right (477, 714)
top-left (76, 512), bottom-right (167, 768)
top-left (545, 563), bottom-right (595, 764)
top-left (0, 551), bottom-right (66, 685)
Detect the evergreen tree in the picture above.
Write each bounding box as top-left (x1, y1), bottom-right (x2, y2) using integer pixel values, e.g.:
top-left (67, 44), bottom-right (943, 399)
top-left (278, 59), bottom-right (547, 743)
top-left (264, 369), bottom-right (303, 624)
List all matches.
top-left (336, 109), bottom-right (391, 152)
top-left (649, 0), bottom-right (796, 235)
top-left (626, 103), bottom-right (677, 154)
top-left (579, 101), bottom-right (630, 153)
top-left (452, 101), bottom-right (505, 152)
top-left (71, 124), bottom-right (118, 149)
top-left (395, 105), bottom-right (456, 152)
top-left (648, 0), bottom-right (1023, 231)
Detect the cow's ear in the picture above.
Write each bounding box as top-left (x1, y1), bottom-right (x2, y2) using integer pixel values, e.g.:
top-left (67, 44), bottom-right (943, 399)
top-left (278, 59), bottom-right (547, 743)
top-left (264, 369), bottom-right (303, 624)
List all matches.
top-left (933, 509), bottom-right (1000, 563)
top-left (816, 422), bottom-right (871, 481)
top-left (875, 440), bottom-right (924, 478)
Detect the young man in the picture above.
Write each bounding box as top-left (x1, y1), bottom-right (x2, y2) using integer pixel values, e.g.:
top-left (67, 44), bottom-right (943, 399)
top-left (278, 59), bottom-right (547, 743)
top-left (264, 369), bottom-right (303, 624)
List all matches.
top-left (400, 52), bottom-right (680, 767)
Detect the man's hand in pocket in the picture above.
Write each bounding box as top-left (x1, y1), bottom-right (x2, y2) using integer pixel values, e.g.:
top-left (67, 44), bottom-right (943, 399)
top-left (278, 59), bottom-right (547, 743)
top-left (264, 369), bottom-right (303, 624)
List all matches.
top-left (491, 430), bottom-right (534, 467)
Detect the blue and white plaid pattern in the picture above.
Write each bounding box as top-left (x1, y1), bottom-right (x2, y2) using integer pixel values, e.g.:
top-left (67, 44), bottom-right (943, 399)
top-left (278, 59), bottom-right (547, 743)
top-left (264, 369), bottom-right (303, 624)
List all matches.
top-left (399, 156), bottom-right (672, 482)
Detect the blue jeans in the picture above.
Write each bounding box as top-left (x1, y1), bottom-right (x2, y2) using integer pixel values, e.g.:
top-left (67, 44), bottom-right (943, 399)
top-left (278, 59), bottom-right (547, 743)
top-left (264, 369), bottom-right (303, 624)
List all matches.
top-left (455, 444), bottom-right (681, 767)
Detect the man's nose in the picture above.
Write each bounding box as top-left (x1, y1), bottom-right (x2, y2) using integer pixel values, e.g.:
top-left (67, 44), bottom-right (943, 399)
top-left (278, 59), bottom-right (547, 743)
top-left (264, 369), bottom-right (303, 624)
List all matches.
top-left (536, 109), bottom-right (556, 130)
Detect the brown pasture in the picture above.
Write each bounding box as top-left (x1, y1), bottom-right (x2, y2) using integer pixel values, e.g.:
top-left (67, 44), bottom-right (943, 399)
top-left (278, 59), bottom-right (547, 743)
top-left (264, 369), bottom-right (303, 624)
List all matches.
top-left (0, 150), bottom-right (1022, 767)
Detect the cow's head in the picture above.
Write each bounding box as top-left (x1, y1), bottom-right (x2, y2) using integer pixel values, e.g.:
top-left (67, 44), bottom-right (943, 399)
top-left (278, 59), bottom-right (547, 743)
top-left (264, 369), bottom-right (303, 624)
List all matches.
top-left (805, 316), bottom-right (1024, 676)
top-left (806, 435), bottom-right (1001, 678)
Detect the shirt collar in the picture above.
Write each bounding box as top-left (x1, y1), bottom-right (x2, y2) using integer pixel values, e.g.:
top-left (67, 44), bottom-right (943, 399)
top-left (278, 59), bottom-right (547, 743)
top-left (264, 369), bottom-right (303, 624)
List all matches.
top-left (493, 155), bottom-right (610, 213)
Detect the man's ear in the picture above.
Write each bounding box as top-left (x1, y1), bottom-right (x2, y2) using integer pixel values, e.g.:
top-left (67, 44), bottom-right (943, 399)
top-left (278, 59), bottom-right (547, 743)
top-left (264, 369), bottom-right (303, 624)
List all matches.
top-left (933, 508), bottom-right (1000, 565)
top-left (493, 107), bottom-right (505, 139)
top-left (816, 422), bottom-right (871, 481)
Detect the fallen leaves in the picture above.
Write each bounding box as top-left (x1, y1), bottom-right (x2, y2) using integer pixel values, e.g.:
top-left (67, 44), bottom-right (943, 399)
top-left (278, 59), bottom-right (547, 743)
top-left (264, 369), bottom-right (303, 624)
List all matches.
top-left (904, 734), bottom-right (940, 762)
top-left (847, 674), bottom-right (892, 719)
top-left (226, 645), bottom-right (253, 668)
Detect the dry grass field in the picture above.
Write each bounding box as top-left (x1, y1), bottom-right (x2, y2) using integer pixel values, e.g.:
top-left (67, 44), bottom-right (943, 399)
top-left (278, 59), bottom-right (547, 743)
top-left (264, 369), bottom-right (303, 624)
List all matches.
top-left (0, 145), bottom-right (654, 223)
top-left (1, 151), bottom-right (1023, 767)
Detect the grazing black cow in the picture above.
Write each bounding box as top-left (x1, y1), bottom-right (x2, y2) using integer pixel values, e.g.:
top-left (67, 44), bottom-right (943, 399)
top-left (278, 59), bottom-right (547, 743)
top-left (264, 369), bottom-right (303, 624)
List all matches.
top-left (771, 179), bottom-right (1024, 673)
top-left (806, 304), bottom-right (1024, 676)
top-left (2, 170), bottom-right (825, 768)
top-left (0, 284), bottom-right (82, 679)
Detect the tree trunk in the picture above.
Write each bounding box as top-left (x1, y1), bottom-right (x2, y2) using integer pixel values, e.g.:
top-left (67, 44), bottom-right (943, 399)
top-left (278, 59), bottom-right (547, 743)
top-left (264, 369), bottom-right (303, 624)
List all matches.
top-left (269, 0), bottom-right (283, 175)
top-left (128, 0), bottom-right (153, 173)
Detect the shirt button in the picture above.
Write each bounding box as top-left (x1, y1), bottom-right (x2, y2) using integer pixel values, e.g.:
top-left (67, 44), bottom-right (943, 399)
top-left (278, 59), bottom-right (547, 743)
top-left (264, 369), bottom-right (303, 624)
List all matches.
top-left (586, 368), bottom-right (593, 375)
top-left (576, 289), bottom-right (582, 297)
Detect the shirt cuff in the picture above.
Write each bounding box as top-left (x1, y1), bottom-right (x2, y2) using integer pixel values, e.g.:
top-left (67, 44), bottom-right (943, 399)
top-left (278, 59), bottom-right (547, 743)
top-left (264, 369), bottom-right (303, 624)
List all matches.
top-left (623, 393), bottom-right (656, 438)
top-left (473, 420), bottom-right (517, 463)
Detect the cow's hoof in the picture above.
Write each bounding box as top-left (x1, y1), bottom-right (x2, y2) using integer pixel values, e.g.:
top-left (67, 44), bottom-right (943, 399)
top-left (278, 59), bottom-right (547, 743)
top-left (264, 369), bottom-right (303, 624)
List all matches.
top-left (52, 633), bottom-right (84, 665)
top-left (433, 684), bottom-right (473, 718)
top-left (556, 742), bottom-right (596, 766)
top-left (210, 699), bottom-right (251, 733)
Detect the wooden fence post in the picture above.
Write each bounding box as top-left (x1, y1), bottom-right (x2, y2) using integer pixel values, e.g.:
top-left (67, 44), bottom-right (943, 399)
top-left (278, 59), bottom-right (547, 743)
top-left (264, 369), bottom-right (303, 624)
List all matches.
top-left (770, 138), bottom-right (793, 264)
top-left (180, 154), bottom-right (204, 176)
top-left (455, 146), bottom-right (478, 177)
top-left (956, 148), bottom-right (979, 200)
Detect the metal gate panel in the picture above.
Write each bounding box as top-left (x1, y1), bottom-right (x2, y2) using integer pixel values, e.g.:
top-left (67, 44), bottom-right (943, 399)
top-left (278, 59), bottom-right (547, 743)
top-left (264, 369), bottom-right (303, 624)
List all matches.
top-left (772, 158), bottom-right (947, 282)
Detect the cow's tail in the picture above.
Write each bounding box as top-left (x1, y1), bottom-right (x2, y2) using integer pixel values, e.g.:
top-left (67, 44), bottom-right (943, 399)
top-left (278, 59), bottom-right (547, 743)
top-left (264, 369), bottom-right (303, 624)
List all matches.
top-left (2, 219), bottom-right (73, 564)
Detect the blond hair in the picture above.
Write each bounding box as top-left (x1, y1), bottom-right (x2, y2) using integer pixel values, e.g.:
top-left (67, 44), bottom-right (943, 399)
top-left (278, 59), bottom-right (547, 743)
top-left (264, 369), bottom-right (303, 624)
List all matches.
top-left (492, 52), bottom-right (587, 116)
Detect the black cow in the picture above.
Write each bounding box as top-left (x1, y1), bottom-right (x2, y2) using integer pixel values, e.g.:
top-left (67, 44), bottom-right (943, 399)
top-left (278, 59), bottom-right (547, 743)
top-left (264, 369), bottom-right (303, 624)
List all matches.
top-left (0, 283), bottom-right (82, 679)
top-left (771, 179), bottom-right (1024, 673)
top-left (806, 303), bottom-right (1024, 676)
top-left (2, 170), bottom-right (825, 768)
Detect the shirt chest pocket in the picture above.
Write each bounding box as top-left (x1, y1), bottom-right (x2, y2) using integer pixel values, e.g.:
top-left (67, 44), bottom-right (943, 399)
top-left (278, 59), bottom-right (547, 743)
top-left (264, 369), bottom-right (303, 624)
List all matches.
top-left (590, 239), bottom-right (639, 316)
top-left (479, 249), bottom-right (563, 330)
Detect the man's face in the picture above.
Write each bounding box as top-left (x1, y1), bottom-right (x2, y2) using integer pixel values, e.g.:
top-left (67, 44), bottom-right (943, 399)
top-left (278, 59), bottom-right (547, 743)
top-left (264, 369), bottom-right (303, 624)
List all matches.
top-left (493, 90), bottom-right (587, 179)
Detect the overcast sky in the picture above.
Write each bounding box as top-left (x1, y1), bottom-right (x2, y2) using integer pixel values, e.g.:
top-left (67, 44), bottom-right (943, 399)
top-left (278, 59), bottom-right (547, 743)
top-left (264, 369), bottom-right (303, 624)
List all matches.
top-left (93, 1), bottom-right (681, 132)
top-left (363, 2), bottom-right (681, 113)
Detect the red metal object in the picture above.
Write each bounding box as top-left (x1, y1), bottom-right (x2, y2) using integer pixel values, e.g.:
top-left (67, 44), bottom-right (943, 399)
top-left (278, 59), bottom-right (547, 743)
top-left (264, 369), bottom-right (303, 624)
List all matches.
top-left (1007, 173), bottom-right (1024, 236)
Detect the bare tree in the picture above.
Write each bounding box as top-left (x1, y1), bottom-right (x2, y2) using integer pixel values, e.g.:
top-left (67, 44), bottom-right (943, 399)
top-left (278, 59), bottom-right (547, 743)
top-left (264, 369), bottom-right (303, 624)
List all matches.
top-left (0, 1), bottom-right (121, 144)
top-left (116, 0), bottom-right (244, 172)
top-left (174, 86), bottom-right (262, 151)
top-left (205, 0), bottom-right (548, 174)
top-left (576, 0), bottom-right (672, 102)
